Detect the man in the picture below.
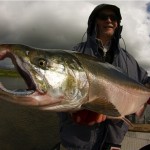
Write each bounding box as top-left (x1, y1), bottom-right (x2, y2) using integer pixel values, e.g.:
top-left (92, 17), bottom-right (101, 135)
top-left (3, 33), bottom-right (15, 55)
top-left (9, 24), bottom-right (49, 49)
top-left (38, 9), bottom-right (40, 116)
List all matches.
top-left (58, 4), bottom-right (150, 150)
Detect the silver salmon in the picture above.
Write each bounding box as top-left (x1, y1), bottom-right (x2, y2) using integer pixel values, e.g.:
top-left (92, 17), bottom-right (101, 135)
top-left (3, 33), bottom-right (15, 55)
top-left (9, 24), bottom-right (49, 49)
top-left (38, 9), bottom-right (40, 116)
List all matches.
top-left (0, 44), bottom-right (149, 119)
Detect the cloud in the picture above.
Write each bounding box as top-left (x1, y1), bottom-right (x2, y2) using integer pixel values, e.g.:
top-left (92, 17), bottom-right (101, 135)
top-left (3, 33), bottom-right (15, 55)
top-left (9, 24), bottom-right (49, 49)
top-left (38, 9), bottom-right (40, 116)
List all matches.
top-left (0, 1), bottom-right (150, 74)
top-left (0, 1), bottom-right (92, 49)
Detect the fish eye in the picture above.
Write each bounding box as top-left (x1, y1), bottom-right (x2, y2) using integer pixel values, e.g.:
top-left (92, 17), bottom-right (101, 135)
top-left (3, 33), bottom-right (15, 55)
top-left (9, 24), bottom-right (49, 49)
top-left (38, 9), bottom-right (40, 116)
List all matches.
top-left (38, 59), bottom-right (47, 68)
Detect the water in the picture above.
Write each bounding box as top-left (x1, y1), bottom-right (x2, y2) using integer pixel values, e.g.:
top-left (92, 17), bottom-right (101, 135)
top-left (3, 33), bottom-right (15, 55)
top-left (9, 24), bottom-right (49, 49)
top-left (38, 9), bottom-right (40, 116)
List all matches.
top-left (0, 76), bottom-right (27, 90)
top-left (0, 76), bottom-right (60, 150)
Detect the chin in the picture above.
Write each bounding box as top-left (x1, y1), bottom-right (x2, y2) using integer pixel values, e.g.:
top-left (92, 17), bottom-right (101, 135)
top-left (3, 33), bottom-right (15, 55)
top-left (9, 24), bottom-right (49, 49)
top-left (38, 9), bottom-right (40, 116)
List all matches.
top-left (104, 32), bottom-right (114, 38)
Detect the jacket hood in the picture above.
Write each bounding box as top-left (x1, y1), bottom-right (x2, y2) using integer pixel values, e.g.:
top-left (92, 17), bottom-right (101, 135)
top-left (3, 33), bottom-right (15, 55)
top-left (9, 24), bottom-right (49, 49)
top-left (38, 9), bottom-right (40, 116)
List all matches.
top-left (87, 4), bottom-right (122, 39)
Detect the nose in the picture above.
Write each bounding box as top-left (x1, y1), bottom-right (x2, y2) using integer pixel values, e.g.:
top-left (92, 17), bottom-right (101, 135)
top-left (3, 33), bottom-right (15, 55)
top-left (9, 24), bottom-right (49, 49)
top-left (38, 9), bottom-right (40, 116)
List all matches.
top-left (106, 17), bottom-right (112, 22)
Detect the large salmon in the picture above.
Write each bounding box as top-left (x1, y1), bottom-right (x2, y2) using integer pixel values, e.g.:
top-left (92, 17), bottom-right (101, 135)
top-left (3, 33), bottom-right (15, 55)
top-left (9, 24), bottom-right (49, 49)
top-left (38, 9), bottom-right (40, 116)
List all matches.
top-left (0, 44), bottom-right (149, 119)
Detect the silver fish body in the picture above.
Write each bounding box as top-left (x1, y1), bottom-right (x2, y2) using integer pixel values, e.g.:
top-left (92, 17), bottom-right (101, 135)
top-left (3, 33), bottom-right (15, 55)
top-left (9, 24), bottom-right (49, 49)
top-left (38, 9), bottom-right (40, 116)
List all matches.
top-left (0, 44), bottom-right (149, 118)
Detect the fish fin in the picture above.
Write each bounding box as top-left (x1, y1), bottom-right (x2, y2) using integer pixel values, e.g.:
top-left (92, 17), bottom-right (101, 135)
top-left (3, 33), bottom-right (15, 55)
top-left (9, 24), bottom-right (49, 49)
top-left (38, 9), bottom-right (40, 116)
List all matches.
top-left (82, 98), bottom-right (121, 117)
top-left (107, 116), bottom-right (133, 127)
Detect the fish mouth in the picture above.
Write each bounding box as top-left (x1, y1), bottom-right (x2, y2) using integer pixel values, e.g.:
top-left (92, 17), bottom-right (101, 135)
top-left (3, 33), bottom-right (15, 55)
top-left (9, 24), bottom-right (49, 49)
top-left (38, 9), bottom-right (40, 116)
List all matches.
top-left (0, 47), bottom-right (62, 107)
top-left (0, 50), bottom-right (36, 96)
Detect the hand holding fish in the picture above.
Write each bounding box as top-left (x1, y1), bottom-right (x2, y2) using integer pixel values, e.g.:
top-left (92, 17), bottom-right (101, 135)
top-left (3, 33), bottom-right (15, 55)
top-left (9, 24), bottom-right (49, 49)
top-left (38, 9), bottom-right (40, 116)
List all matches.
top-left (71, 110), bottom-right (106, 125)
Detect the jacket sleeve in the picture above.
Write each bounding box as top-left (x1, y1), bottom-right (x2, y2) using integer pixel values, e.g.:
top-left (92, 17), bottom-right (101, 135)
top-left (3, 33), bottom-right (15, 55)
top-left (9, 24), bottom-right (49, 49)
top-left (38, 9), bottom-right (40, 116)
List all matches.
top-left (119, 49), bottom-right (149, 84)
top-left (105, 120), bottom-right (128, 145)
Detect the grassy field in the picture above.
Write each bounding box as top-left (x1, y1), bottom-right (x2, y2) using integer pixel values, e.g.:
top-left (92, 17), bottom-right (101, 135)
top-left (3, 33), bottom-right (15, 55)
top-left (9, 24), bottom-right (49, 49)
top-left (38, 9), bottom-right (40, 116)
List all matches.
top-left (0, 68), bottom-right (20, 77)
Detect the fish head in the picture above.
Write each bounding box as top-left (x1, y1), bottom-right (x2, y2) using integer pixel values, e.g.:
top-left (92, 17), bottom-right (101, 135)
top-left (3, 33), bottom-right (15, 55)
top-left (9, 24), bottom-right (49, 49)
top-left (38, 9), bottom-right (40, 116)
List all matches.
top-left (0, 44), bottom-right (89, 111)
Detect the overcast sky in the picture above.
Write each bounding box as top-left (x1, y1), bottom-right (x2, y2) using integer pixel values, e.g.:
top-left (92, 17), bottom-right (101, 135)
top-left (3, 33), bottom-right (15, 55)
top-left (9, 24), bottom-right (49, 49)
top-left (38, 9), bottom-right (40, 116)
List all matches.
top-left (0, 0), bottom-right (150, 74)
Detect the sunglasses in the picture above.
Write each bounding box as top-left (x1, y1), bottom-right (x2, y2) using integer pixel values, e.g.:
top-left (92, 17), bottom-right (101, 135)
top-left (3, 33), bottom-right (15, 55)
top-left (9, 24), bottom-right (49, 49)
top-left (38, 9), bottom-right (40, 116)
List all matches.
top-left (97, 13), bottom-right (118, 21)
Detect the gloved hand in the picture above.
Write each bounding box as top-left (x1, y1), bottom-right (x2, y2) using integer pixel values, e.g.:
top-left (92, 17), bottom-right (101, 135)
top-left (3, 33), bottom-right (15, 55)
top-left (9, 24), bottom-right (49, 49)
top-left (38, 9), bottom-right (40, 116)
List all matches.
top-left (71, 109), bottom-right (106, 126)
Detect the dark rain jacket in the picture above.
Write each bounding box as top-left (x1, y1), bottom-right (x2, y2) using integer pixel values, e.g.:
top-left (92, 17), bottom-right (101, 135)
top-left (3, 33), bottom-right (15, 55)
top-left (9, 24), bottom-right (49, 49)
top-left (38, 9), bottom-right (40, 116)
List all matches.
top-left (58, 4), bottom-right (149, 150)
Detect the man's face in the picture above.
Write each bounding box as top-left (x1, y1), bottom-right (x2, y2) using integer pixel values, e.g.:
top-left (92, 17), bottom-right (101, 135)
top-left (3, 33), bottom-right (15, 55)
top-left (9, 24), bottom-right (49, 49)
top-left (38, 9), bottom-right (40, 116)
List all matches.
top-left (96, 9), bottom-right (118, 38)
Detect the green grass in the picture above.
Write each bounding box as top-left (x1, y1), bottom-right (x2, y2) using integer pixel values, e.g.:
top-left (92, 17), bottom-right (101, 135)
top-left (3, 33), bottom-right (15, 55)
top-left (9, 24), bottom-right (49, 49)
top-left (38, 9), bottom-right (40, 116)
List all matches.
top-left (0, 68), bottom-right (20, 77)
